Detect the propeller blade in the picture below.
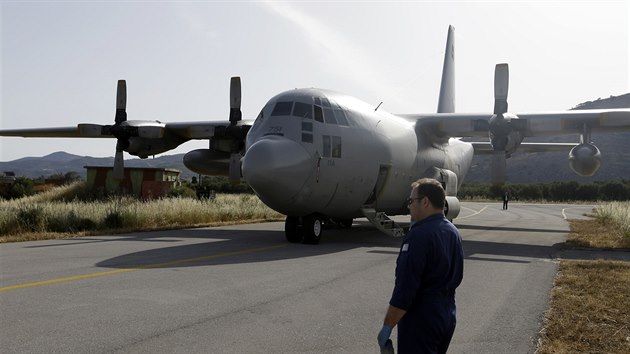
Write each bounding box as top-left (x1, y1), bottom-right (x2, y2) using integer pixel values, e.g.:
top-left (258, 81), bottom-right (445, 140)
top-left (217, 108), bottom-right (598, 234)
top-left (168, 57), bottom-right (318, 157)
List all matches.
top-left (228, 153), bottom-right (241, 185)
top-left (493, 63), bottom-right (509, 115)
top-left (491, 150), bottom-right (507, 185)
top-left (113, 150), bottom-right (125, 180)
top-left (115, 80), bottom-right (127, 125)
top-left (229, 77), bottom-right (242, 124)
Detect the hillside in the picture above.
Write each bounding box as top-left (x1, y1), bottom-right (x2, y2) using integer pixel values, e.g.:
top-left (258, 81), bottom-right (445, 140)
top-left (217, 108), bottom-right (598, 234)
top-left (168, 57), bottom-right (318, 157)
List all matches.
top-left (0, 152), bottom-right (198, 180)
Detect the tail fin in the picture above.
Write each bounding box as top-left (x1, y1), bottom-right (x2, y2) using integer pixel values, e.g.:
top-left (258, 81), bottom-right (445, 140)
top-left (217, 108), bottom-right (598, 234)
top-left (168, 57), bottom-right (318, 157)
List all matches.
top-left (437, 25), bottom-right (455, 113)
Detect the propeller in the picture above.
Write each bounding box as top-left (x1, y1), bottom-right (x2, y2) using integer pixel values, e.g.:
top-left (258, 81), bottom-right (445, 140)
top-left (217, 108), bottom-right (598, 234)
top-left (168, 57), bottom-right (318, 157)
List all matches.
top-left (493, 64), bottom-right (509, 115)
top-left (77, 80), bottom-right (167, 180)
top-left (229, 76), bottom-right (242, 125)
top-left (489, 64), bottom-right (510, 185)
top-left (112, 80), bottom-right (128, 180)
top-left (227, 77), bottom-right (243, 184)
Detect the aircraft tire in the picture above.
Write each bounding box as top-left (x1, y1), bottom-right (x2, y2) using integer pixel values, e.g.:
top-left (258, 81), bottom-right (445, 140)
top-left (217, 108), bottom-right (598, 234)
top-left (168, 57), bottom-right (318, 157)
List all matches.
top-left (285, 216), bottom-right (303, 243)
top-left (302, 215), bottom-right (323, 245)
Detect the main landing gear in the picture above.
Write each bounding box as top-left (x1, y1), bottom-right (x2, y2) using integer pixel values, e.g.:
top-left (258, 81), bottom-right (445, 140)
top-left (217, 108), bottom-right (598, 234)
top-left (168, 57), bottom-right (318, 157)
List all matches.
top-left (285, 215), bottom-right (353, 244)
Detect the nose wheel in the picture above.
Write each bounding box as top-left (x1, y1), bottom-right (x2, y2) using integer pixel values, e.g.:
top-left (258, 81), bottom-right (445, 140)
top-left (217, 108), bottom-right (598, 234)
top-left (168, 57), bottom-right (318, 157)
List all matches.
top-left (284, 215), bottom-right (324, 244)
top-left (285, 216), bottom-right (303, 243)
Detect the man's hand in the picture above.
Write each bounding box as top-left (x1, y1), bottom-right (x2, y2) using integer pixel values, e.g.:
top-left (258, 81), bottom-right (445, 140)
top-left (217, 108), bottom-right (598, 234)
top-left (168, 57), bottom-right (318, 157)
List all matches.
top-left (377, 324), bottom-right (393, 348)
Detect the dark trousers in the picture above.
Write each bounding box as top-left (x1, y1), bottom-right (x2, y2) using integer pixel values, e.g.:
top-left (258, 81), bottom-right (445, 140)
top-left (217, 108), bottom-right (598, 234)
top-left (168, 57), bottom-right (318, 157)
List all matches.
top-left (397, 299), bottom-right (456, 354)
top-left (503, 200), bottom-right (508, 210)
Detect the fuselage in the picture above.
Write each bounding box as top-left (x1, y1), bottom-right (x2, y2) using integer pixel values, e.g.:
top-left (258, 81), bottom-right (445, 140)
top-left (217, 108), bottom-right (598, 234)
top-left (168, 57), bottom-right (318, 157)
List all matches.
top-left (241, 88), bottom-right (474, 218)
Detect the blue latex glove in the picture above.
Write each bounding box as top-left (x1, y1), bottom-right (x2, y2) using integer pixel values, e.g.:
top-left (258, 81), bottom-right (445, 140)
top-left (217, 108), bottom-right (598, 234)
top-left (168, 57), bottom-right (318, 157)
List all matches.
top-left (377, 324), bottom-right (393, 348)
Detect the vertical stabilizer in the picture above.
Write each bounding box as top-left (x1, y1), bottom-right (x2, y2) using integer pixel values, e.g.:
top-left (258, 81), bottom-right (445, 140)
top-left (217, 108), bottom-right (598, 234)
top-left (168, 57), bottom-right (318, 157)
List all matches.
top-left (437, 25), bottom-right (455, 113)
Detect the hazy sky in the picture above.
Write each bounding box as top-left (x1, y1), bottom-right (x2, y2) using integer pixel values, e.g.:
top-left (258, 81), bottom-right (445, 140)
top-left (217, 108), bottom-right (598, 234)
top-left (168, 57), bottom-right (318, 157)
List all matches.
top-left (1, 0), bottom-right (628, 161)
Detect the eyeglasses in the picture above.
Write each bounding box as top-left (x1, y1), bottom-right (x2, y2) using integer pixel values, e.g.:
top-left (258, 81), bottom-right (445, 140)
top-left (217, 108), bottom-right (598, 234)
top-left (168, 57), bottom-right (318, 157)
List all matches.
top-left (406, 196), bottom-right (424, 206)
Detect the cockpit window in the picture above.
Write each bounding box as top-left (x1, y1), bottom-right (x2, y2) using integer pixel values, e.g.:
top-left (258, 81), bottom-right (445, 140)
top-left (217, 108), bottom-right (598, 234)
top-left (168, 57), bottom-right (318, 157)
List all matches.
top-left (333, 108), bottom-right (349, 126)
top-left (323, 108), bottom-right (337, 124)
top-left (292, 102), bottom-right (313, 119)
top-left (330, 100), bottom-right (350, 126)
top-left (313, 105), bottom-right (324, 123)
top-left (271, 101), bottom-right (293, 116)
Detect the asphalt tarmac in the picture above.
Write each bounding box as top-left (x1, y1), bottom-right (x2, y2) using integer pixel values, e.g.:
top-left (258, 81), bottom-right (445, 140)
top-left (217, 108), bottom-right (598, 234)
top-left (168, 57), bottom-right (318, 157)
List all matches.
top-left (0, 202), bottom-right (610, 353)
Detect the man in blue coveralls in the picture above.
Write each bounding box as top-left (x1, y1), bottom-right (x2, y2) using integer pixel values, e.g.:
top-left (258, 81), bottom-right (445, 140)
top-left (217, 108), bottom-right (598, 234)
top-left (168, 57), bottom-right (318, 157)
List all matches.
top-left (378, 178), bottom-right (464, 353)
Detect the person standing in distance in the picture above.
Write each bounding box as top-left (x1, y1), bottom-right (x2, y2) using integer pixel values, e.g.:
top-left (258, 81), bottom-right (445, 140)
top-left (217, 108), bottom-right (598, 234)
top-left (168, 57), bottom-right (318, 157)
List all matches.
top-left (377, 178), bottom-right (464, 353)
top-left (502, 191), bottom-right (509, 210)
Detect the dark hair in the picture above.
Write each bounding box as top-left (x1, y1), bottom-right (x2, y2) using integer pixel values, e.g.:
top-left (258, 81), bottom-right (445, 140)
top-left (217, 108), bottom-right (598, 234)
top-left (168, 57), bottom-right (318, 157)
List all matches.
top-left (411, 178), bottom-right (445, 209)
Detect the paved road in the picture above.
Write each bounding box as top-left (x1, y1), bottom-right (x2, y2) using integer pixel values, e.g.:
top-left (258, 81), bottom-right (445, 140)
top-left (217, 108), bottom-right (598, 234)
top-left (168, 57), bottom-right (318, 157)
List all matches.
top-left (0, 203), bottom-right (604, 353)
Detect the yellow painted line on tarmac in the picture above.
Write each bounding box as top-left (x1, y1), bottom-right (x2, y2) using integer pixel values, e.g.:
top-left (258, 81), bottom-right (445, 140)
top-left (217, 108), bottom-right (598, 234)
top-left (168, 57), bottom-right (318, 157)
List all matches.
top-left (0, 244), bottom-right (286, 293)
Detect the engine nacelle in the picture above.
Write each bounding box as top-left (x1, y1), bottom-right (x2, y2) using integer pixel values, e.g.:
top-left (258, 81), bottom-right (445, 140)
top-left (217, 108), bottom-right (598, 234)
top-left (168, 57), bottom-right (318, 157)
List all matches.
top-left (127, 137), bottom-right (180, 158)
top-left (568, 143), bottom-right (601, 176)
top-left (183, 149), bottom-right (231, 176)
top-left (444, 196), bottom-right (461, 221)
top-left (488, 113), bottom-right (525, 156)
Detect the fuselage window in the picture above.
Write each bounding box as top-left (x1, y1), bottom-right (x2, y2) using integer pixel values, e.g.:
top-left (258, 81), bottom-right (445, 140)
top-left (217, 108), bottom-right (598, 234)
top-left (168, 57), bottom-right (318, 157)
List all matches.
top-left (271, 101), bottom-right (293, 116)
top-left (332, 136), bottom-right (342, 158)
top-left (322, 135), bottom-right (331, 157)
top-left (313, 105), bottom-right (324, 123)
top-left (302, 133), bottom-right (313, 143)
top-left (302, 121), bottom-right (313, 132)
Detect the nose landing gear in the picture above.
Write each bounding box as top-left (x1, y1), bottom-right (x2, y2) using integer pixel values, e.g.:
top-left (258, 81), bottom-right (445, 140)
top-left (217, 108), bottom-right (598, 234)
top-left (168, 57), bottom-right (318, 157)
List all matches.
top-left (284, 214), bottom-right (324, 244)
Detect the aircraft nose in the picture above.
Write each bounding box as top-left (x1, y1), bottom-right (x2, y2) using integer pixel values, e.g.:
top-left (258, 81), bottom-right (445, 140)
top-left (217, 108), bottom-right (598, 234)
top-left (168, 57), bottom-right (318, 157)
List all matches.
top-left (242, 137), bottom-right (313, 205)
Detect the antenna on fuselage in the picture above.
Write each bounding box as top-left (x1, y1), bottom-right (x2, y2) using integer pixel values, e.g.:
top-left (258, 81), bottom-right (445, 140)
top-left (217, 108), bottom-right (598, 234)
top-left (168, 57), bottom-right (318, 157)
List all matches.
top-left (374, 102), bottom-right (383, 111)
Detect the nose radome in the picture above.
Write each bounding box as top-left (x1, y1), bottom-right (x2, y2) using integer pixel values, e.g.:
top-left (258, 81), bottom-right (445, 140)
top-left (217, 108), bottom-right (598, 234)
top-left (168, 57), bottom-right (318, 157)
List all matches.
top-left (242, 137), bottom-right (313, 205)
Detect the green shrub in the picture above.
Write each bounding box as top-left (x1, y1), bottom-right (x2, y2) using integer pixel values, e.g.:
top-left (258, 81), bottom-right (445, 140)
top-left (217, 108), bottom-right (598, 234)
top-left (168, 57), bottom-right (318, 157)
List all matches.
top-left (2, 177), bottom-right (34, 200)
top-left (167, 185), bottom-right (197, 199)
top-left (103, 211), bottom-right (124, 229)
top-left (17, 206), bottom-right (45, 232)
top-left (598, 181), bottom-right (630, 201)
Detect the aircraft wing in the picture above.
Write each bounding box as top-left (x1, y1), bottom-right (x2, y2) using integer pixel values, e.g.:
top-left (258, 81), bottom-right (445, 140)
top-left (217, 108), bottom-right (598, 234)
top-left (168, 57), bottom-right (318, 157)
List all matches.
top-left (517, 109), bottom-right (630, 136)
top-left (0, 126), bottom-right (87, 138)
top-left (0, 77), bottom-right (251, 181)
top-left (404, 108), bottom-right (630, 139)
top-left (0, 120), bottom-right (255, 139)
top-left (405, 108), bottom-right (630, 183)
top-left (164, 119), bottom-right (254, 139)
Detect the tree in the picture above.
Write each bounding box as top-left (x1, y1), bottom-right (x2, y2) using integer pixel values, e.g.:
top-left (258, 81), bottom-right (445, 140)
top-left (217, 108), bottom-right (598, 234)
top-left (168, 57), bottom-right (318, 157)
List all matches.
top-left (3, 177), bottom-right (34, 199)
top-left (599, 182), bottom-right (630, 201)
top-left (64, 171), bottom-right (81, 183)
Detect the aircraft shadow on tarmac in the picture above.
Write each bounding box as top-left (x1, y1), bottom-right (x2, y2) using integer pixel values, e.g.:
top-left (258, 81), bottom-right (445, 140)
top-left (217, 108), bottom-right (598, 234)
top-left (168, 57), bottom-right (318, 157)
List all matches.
top-left (456, 224), bottom-right (568, 234)
top-left (91, 221), bottom-right (565, 269)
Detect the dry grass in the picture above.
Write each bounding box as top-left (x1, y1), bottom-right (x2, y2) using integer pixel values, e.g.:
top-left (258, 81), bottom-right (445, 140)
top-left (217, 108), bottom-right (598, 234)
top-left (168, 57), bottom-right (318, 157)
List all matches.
top-left (565, 201), bottom-right (630, 249)
top-left (0, 185), bottom-right (284, 243)
top-left (595, 201), bottom-right (630, 240)
top-left (537, 260), bottom-right (630, 354)
top-left (567, 219), bottom-right (630, 249)
top-left (537, 202), bottom-right (630, 353)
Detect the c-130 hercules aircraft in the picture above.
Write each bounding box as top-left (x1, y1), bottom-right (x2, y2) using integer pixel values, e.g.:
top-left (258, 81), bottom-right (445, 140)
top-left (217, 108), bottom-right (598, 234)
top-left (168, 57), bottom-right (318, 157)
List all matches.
top-left (2, 26), bottom-right (629, 244)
